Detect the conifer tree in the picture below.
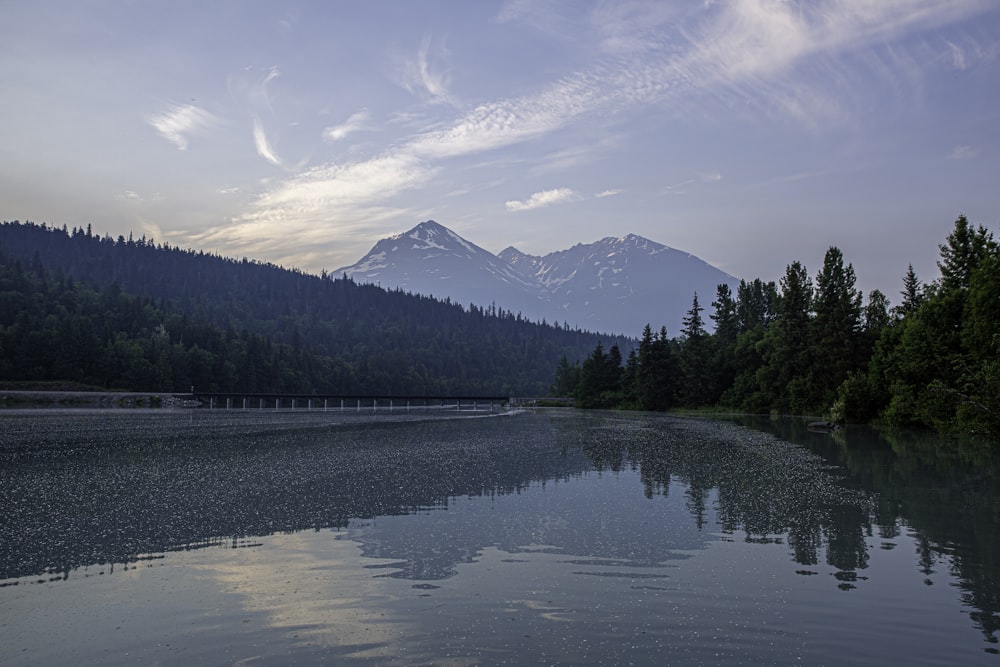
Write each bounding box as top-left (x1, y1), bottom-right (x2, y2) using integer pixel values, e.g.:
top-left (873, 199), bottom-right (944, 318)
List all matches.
top-left (678, 293), bottom-right (711, 406)
top-left (809, 247), bottom-right (863, 410)
top-left (938, 214), bottom-right (995, 292)
top-left (758, 262), bottom-right (812, 413)
top-left (896, 264), bottom-right (924, 318)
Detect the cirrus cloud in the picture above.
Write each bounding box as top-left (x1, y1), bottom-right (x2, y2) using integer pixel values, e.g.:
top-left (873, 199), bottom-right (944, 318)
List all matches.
top-left (506, 187), bottom-right (577, 212)
top-left (323, 110), bottom-right (372, 142)
top-left (148, 103), bottom-right (218, 150)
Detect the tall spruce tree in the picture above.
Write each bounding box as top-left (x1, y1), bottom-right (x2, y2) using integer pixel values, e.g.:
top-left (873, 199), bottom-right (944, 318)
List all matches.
top-left (938, 214), bottom-right (995, 292)
top-left (635, 325), bottom-right (675, 411)
top-left (758, 261), bottom-right (813, 414)
top-left (896, 264), bottom-right (924, 318)
top-left (678, 293), bottom-right (711, 406)
top-left (809, 247), bottom-right (863, 410)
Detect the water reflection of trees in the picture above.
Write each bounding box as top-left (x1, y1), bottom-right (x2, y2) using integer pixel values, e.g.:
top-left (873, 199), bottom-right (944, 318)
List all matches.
top-left (723, 416), bottom-right (1000, 646)
top-left (579, 416), bottom-right (875, 575)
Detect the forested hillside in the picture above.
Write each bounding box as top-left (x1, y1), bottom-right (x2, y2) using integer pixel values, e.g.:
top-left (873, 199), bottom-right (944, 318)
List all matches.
top-left (559, 215), bottom-right (999, 436)
top-left (0, 221), bottom-right (631, 395)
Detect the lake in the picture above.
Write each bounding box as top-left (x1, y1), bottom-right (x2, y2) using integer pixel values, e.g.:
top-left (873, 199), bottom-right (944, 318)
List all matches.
top-left (1, 408), bottom-right (998, 665)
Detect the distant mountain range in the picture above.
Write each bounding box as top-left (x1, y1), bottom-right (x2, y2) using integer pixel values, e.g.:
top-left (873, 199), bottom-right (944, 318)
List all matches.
top-left (335, 221), bottom-right (739, 336)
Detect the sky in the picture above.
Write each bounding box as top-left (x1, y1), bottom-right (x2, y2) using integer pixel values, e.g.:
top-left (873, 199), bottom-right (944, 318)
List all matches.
top-left (2, 0), bottom-right (998, 303)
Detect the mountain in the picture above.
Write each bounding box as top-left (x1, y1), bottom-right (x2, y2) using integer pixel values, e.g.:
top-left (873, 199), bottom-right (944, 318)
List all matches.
top-left (339, 220), bottom-right (544, 309)
top-left (336, 221), bottom-right (739, 336)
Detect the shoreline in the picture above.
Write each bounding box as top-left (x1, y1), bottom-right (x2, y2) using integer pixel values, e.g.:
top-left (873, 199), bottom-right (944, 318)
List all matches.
top-left (0, 390), bottom-right (195, 409)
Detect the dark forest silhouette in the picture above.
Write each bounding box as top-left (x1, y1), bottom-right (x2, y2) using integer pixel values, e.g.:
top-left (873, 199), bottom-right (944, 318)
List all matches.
top-left (0, 220), bottom-right (632, 396)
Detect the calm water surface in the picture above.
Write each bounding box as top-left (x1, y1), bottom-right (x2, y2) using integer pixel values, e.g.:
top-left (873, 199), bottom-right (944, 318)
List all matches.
top-left (1, 409), bottom-right (998, 665)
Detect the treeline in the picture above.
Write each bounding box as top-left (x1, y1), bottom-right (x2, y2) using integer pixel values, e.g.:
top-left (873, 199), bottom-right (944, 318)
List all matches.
top-left (556, 215), bottom-right (999, 436)
top-left (0, 221), bottom-right (632, 395)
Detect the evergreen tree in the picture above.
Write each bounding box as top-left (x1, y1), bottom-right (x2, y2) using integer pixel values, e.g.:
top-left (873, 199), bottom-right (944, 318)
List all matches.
top-left (551, 355), bottom-right (580, 396)
top-left (708, 284), bottom-right (739, 405)
top-left (576, 342), bottom-right (622, 408)
top-left (808, 247), bottom-right (863, 410)
top-left (736, 278), bottom-right (778, 333)
top-left (621, 348), bottom-right (640, 408)
top-left (938, 214), bottom-right (995, 292)
top-left (636, 325), bottom-right (675, 411)
top-left (710, 284), bottom-right (738, 343)
top-left (877, 215), bottom-right (996, 432)
top-left (758, 261), bottom-right (813, 414)
top-left (678, 293), bottom-right (711, 407)
top-left (896, 264), bottom-right (924, 318)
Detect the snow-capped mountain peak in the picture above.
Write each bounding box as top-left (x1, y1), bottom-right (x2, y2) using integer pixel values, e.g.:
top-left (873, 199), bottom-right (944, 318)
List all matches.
top-left (387, 220), bottom-right (481, 258)
top-left (335, 221), bottom-right (738, 336)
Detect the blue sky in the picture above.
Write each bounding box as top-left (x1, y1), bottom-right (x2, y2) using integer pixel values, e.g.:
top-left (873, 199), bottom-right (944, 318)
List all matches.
top-left (2, 1), bottom-right (998, 302)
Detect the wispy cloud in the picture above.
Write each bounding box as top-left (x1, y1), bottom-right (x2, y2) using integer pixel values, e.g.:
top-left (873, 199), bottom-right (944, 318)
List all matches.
top-left (506, 187), bottom-right (576, 212)
top-left (191, 151), bottom-right (438, 263)
top-left (595, 189), bottom-right (623, 198)
top-left (253, 117), bottom-right (283, 167)
top-left (323, 110), bottom-right (371, 142)
top-left (408, 72), bottom-right (609, 161)
top-left (661, 171), bottom-right (722, 195)
top-left (950, 144), bottom-right (979, 160)
top-left (398, 35), bottom-right (454, 104)
top-left (148, 103), bottom-right (218, 150)
top-left (200, 0), bottom-right (994, 267)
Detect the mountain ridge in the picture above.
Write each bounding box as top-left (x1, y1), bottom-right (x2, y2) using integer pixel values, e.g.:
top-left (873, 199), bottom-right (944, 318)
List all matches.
top-left (335, 221), bottom-right (740, 336)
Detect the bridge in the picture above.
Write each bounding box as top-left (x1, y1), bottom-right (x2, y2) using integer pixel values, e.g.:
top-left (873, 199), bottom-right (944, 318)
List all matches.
top-left (190, 392), bottom-right (513, 413)
top-left (188, 393), bottom-right (575, 412)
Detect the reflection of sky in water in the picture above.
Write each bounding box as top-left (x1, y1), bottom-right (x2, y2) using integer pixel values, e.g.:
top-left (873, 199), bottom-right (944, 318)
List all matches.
top-left (348, 467), bottom-right (708, 580)
top-left (1, 410), bottom-right (998, 665)
top-left (3, 470), bottom-right (985, 666)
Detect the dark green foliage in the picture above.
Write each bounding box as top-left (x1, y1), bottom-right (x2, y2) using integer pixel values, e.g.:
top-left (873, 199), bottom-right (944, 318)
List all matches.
top-left (563, 215), bottom-right (1000, 438)
top-left (677, 293), bottom-right (712, 407)
top-left (550, 355), bottom-right (581, 396)
top-left (807, 247), bottom-right (863, 410)
top-left (896, 264), bottom-right (924, 318)
top-left (841, 216), bottom-right (998, 434)
top-left (634, 325), bottom-right (676, 411)
top-left (0, 221), bottom-right (631, 395)
top-left (575, 342), bottom-right (623, 408)
top-left (757, 261), bottom-right (814, 414)
top-left (938, 214), bottom-right (993, 292)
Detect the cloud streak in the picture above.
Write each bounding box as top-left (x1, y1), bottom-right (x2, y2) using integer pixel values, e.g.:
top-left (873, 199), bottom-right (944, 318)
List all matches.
top-left (950, 144), bottom-right (978, 160)
top-left (148, 104), bottom-right (218, 150)
top-left (398, 35), bottom-right (454, 104)
top-left (506, 187), bottom-right (576, 212)
top-left (323, 110), bottom-right (371, 142)
top-left (253, 117), bottom-right (283, 167)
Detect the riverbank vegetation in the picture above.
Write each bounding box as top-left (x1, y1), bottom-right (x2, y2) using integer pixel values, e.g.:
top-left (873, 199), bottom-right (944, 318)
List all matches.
top-left (556, 215), bottom-right (999, 437)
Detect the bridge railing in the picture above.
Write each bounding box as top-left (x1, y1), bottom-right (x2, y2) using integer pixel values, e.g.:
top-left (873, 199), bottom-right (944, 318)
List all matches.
top-left (188, 393), bottom-right (511, 413)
